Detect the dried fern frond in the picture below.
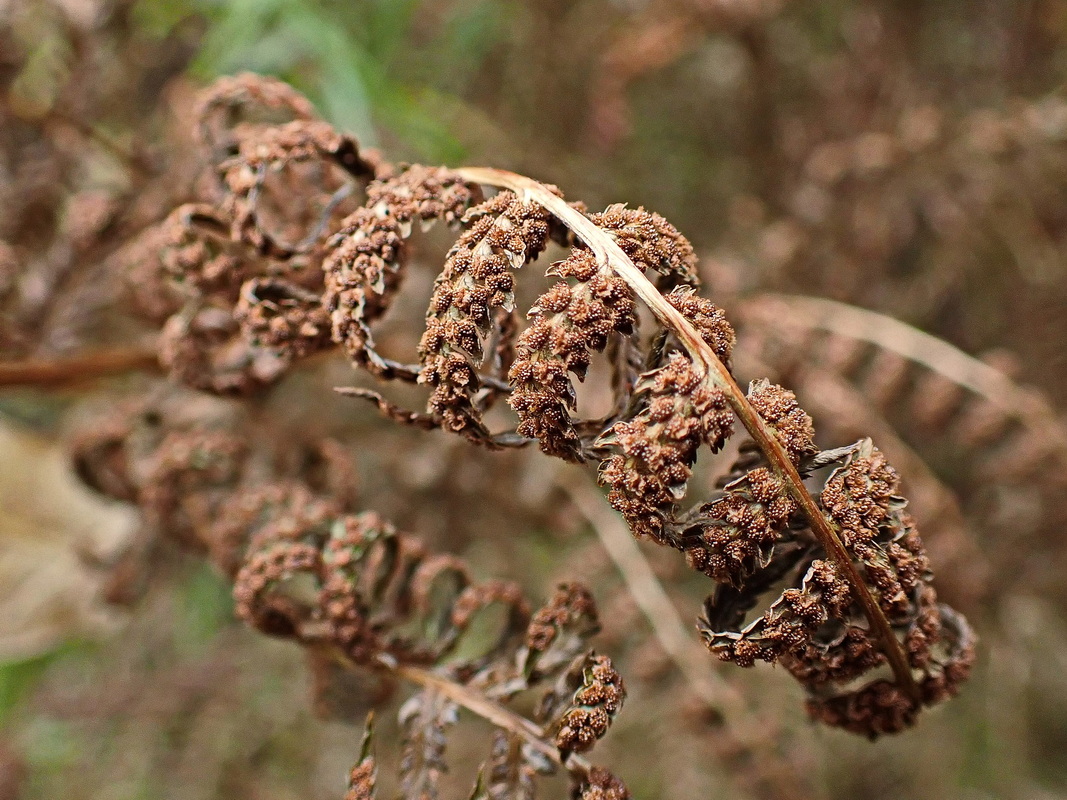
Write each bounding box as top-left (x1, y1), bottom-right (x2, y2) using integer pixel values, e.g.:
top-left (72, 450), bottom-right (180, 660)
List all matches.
top-left (120, 75), bottom-right (975, 739)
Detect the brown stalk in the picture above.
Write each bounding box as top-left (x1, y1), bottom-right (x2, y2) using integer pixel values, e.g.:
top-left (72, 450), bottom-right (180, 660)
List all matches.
top-left (457, 167), bottom-right (921, 704)
top-left (0, 346), bottom-right (160, 388)
top-left (388, 660), bottom-right (593, 778)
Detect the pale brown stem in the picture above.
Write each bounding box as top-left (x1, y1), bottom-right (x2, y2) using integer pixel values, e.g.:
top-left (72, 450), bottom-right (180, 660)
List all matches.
top-left (457, 167), bottom-right (921, 704)
top-left (0, 347), bottom-right (160, 388)
top-left (303, 635), bottom-right (593, 775)
top-left (388, 660), bottom-right (592, 777)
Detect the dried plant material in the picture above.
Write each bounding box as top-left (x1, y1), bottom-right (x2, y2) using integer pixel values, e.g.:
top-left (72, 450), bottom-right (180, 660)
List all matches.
top-left (70, 398), bottom-right (620, 796)
top-left (738, 292), bottom-right (1067, 596)
top-left (701, 439), bottom-right (976, 737)
top-left (510, 248), bottom-right (638, 461)
top-left (324, 166), bottom-right (480, 379)
top-left (234, 277), bottom-right (332, 359)
top-left (598, 353), bottom-right (733, 544)
top-left (553, 654), bottom-right (626, 758)
top-left (474, 730), bottom-right (543, 800)
top-left (103, 75), bottom-right (976, 740)
top-left (15, 66), bottom-right (1003, 800)
top-left (419, 190), bottom-right (553, 442)
top-left (0, 421), bottom-right (137, 660)
top-left (194, 73), bottom-right (317, 144)
top-left (344, 714), bottom-right (378, 800)
top-left (576, 767), bottom-right (630, 800)
top-left (399, 690), bottom-right (457, 800)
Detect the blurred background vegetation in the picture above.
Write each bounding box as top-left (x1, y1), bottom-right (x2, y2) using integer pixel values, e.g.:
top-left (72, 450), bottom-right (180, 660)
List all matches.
top-left (4, 0), bottom-right (1067, 798)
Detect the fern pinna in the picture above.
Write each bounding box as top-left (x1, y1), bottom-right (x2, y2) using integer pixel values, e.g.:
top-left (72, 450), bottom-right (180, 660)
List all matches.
top-left (97, 73), bottom-right (975, 795)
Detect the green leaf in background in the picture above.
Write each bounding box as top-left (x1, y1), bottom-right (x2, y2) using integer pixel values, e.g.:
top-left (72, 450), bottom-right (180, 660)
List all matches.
top-left (0, 640), bottom-right (89, 726)
top-left (133, 0), bottom-right (509, 162)
top-left (175, 563), bottom-right (235, 653)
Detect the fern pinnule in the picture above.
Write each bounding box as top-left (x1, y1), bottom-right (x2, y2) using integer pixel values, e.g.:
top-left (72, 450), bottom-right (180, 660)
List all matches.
top-left (218, 119), bottom-right (371, 256)
top-left (419, 189), bottom-right (554, 442)
top-left (510, 248), bottom-right (639, 461)
top-left (588, 204), bottom-right (701, 290)
top-left (551, 653), bottom-right (626, 758)
top-left (193, 72), bottom-right (318, 154)
top-left (233, 277), bottom-right (333, 359)
top-left (598, 352), bottom-right (732, 545)
top-left (682, 463), bottom-right (798, 585)
top-left (576, 768), bottom-right (631, 800)
top-left (323, 166), bottom-right (480, 379)
top-left (344, 716), bottom-right (378, 800)
top-left (478, 731), bottom-right (537, 800)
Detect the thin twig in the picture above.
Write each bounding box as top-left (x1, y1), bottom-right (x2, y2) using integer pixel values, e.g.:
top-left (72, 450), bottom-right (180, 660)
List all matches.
top-left (457, 167), bottom-right (921, 704)
top-left (0, 347), bottom-right (160, 388)
top-left (388, 661), bottom-right (593, 778)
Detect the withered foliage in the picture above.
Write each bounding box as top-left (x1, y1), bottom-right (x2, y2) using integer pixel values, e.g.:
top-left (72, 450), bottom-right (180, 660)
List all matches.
top-left (71, 395), bottom-right (627, 797)
top-left (0, 2), bottom-right (202, 361)
top-left (105, 72), bottom-right (974, 754)
top-left (14, 2), bottom-right (1067, 797)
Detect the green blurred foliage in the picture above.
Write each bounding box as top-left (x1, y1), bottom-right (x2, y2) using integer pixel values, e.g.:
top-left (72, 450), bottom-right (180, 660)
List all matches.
top-left (133, 0), bottom-right (508, 163)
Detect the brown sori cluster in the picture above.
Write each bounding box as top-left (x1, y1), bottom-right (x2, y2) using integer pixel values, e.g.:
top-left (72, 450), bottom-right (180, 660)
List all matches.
top-left (509, 249), bottom-right (639, 461)
top-left (233, 277), bottom-right (333, 359)
top-left (194, 73), bottom-right (317, 153)
top-left (218, 119), bottom-right (375, 255)
top-left (577, 768), bottom-right (631, 800)
top-left (508, 206), bottom-right (706, 462)
top-left (70, 403), bottom-right (626, 795)
top-left (589, 204), bottom-right (700, 289)
top-left (805, 607), bottom-right (975, 738)
top-left (344, 757), bottom-right (376, 800)
top-left (138, 429), bottom-right (248, 549)
top-left (820, 445), bottom-right (917, 618)
top-left (232, 499), bottom-right (536, 668)
top-left (418, 190), bottom-right (554, 441)
top-left (323, 165), bottom-right (480, 377)
top-left (554, 654), bottom-right (626, 757)
top-left (210, 482), bottom-right (339, 578)
top-left (136, 77), bottom-right (385, 394)
top-left (525, 583), bottom-right (599, 655)
top-left (701, 440), bottom-right (976, 736)
top-left (158, 302), bottom-right (290, 394)
top-left (598, 353), bottom-right (733, 544)
top-left (158, 205), bottom-right (248, 297)
top-left (128, 74), bottom-right (975, 741)
top-left (703, 557), bottom-right (854, 667)
top-left (682, 466), bottom-right (799, 585)
top-left (664, 286), bottom-right (736, 365)
top-left (746, 379), bottom-right (819, 466)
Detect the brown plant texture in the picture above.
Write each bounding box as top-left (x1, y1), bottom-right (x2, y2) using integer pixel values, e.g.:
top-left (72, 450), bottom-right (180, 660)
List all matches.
top-left (105, 73), bottom-right (976, 754)
top-left (71, 392), bottom-right (627, 798)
